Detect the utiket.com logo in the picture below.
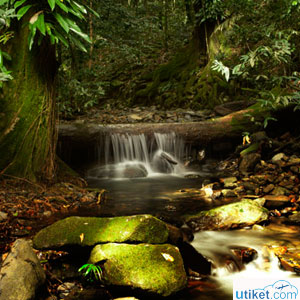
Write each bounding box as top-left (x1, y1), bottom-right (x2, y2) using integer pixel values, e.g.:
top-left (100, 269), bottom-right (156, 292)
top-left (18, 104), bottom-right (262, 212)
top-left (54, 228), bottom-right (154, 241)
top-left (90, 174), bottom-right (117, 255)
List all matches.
top-left (234, 280), bottom-right (299, 300)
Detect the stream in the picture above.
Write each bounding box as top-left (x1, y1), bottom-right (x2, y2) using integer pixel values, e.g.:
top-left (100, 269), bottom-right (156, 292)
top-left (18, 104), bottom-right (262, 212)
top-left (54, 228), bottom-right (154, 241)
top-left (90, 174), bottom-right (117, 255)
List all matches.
top-left (81, 132), bottom-right (299, 299)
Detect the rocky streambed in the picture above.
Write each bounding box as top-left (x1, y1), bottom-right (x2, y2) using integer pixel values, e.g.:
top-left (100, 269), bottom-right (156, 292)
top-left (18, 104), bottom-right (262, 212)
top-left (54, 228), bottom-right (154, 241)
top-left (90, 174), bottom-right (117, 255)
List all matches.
top-left (1, 118), bottom-right (300, 299)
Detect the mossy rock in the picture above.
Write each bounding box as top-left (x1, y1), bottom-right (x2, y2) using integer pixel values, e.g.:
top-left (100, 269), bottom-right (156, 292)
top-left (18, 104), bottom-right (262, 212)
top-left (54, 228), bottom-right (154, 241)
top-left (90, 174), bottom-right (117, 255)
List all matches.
top-left (33, 215), bottom-right (168, 250)
top-left (89, 243), bottom-right (187, 296)
top-left (185, 199), bottom-right (269, 231)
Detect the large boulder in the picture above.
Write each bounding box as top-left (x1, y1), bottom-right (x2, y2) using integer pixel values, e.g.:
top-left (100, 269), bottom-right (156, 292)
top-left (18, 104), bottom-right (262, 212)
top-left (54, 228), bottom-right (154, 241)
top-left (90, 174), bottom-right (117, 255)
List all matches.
top-left (0, 239), bottom-right (46, 300)
top-left (185, 198), bottom-right (269, 231)
top-left (89, 243), bottom-right (187, 297)
top-left (33, 215), bottom-right (169, 250)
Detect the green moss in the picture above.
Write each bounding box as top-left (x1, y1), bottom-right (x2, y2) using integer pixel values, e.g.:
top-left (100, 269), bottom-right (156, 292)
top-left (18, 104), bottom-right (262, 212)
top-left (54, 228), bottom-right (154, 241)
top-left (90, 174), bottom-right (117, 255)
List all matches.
top-left (89, 243), bottom-right (187, 296)
top-left (0, 16), bottom-right (56, 181)
top-left (33, 215), bottom-right (169, 249)
top-left (184, 199), bottom-right (269, 230)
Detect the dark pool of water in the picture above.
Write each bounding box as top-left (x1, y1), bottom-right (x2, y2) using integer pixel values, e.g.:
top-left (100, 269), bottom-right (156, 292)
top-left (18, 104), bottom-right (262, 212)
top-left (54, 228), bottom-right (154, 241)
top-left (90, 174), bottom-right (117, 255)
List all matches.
top-left (86, 175), bottom-right (217, 221)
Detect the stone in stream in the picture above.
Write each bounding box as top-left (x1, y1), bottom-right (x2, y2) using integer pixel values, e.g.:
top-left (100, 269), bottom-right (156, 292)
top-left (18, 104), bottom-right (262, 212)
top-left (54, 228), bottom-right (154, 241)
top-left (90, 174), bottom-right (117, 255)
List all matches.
top-left (0, 239), bottom-right (46, 300)
top-left (89, 243), bottom-right (187, 297)
top-left (239, 153), bottom-right (261, 175)
top-left (33, 215), bottom-right (169, 250)
top-left (184, 198), bottom-right (269, 231)
top-left (122, 163), bottom-right (148, 178)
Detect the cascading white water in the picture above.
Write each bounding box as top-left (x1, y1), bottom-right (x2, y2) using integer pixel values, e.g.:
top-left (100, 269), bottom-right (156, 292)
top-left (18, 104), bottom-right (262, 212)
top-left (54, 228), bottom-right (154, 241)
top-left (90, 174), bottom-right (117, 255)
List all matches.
top-left (88, 132), bottom-right (191, 179)
top-left (191, 230), bottom-right (294, 297)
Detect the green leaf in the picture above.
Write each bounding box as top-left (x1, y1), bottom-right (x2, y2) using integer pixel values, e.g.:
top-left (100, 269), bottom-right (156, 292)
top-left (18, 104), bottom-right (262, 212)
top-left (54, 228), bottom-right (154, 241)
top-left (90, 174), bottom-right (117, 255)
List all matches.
top-left (70, 27), bottom-right (91, 43)
top-left (14, 0), bottom-right (27, 9)
top-left (36, 13), bottom-right (46, 35)
top-left (55, 0), bottom-right (69, 13)
top-left (86, 5), bottom-right (100, 18)
top-left (53, 28), bottom-right (69, 47)
top-left (69, 34), bottom-right (87, 52)
top-left (65, 17), bottom-right (81, 32)
top-left (54, 12), bottom-right (69, 33)
top-left (68, 6), bottom-right (84, 19)
top-left (17, 4), bottom-right (32, 20)
top-left (48, 0), bottom-right (55, 11)
top-left (71, 1), bottom-right (87, 14)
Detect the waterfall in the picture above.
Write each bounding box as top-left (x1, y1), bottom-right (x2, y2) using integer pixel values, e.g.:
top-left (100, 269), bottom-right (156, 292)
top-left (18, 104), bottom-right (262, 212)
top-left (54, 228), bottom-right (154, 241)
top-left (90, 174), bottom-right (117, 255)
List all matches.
top-left (88, 132), bottom-right (190, 179)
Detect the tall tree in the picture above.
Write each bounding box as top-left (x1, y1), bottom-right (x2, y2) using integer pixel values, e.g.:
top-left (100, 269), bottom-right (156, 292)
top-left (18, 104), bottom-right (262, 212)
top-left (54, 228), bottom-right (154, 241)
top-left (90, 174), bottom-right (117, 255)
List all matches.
top-left (0, 0), bottom-right (94, 181)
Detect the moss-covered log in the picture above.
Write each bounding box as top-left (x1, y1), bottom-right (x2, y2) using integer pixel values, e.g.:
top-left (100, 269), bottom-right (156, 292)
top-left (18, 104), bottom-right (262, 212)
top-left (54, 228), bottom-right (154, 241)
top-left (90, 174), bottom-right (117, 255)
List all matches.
top-left (58, 106), bottom-right (266, 147)
top-left (0, 18), bottom-right (57, 181)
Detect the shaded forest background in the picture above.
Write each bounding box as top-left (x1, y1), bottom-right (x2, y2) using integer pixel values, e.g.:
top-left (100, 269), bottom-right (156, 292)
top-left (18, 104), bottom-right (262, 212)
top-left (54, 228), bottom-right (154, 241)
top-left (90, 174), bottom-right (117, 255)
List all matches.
top-left (55, 0), bottom-right (300, 117)
top-left (1, 0), bottom-right (300, 181)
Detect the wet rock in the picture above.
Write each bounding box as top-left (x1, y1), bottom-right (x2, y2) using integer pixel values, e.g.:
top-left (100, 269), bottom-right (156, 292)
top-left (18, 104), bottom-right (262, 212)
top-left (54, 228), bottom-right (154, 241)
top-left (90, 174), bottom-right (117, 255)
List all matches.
top-left (221, 189), bottom-right (238, 198)
top-left (166, 224), bottom-right (183, 245)
top-left (179, 242), bottom-right (211, 275)
top-left (290, 166), bottom-right (300, 173)
top-left (242, 181), bottom-right (258, 192)
top-left (263, 195), bottom-right (290, 209)
top-left (286, 157), bottom-right (300, 167)
top-left (263, 184), bottom-right (275, 194)
top-left (239, 153), bottom-right (261, 175)
top-left (276, 251), bottom-right (300, 274)
top-left (185, 199), bottom-right (268, 231)
top-left (57, 282), bottom-right (76, 299)
top-left (33, 215), bottom-right (169, 250)
top-left (271, 186), bottom-right (289, 196)
top-left (0, 239), bottom-right (46, 300)
top-left (89, 243), bottom-right (187, 297)
top-left (272, 153), bottom-right (288, 166)
top-left (221, 177), bottom-right (238, 188)
top-left (122, 164), bottom-right (148, 178)
top-left (160, 151), bottom-right (178, 165)
top-left (231, 246), bottom-right (258, 265)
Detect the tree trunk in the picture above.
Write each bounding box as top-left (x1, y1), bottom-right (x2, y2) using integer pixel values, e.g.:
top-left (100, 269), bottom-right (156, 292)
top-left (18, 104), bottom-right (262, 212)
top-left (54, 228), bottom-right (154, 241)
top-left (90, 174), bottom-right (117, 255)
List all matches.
top-left (0, 18), bottom-right (57, 181)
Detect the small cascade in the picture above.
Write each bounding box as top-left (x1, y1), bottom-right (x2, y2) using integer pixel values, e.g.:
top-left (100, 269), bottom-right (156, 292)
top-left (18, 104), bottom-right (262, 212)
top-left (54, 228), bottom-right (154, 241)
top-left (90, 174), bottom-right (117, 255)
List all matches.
top-left (88, 132), bottom-right (191, 179)
top-left (191, 231), bottom-right (294, 296)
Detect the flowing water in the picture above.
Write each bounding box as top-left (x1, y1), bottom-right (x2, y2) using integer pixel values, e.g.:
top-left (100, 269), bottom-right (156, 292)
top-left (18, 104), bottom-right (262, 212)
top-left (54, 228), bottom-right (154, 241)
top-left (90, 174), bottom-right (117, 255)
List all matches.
top-left (84, 132), bottom-right (300, 299)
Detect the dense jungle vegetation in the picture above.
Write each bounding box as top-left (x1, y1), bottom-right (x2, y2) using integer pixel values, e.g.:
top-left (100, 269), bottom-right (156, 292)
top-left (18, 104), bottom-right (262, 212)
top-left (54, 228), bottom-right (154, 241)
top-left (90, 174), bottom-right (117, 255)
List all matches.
top-left (1, 0), bottom-right (300, 180)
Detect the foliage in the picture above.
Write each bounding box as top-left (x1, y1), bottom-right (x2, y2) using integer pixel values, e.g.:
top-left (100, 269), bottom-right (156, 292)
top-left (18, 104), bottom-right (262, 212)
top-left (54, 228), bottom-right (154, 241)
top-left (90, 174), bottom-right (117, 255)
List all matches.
top-left (0, 1), bottom-right (16, 87)
top-left (211, 0), bottom-right (300, 124)
top-left (194, 0), bottom-right (227, 24)
top-left (78, 263), bottom-right (102, 282)
top-left (12, 0), bottom-right (95, 52)
top-left (0, 0), bottom-right (95, 89)
top-left (57, 0), bottom-right (192, 115)
top-left (212, 59), bottom-right (229, 81)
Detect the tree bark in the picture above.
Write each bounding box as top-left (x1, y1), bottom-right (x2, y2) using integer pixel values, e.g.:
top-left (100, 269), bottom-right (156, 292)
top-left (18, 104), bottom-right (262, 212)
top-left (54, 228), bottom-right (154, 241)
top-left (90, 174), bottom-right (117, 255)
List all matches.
top-left (0, 18), bottom-right (57, 181)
